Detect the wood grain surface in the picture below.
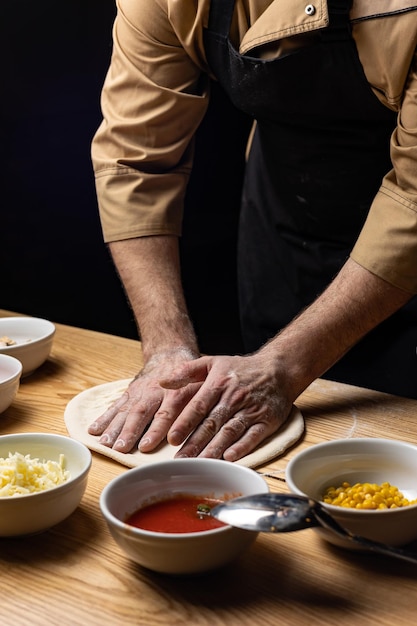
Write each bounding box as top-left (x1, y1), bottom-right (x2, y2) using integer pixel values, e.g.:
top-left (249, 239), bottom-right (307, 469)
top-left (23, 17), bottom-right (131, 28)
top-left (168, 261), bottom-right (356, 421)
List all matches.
top-left (1, 310), bottom-right (417, 626)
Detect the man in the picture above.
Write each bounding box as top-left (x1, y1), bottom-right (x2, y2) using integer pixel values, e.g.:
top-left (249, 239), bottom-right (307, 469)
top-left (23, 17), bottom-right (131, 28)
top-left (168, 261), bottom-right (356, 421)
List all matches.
top-left (90, 0), bottom-right (417, 461)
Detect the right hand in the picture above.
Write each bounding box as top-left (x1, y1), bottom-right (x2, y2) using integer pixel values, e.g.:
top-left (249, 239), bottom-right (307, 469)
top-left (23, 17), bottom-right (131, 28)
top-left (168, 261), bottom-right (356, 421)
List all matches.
top-left (87, 348), bottom-right (202, 453)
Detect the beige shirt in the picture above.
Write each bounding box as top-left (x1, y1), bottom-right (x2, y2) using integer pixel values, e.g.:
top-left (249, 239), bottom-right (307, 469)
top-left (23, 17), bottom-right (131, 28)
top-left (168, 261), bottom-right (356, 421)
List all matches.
top-left (92, 0), bottom-right (417, 293)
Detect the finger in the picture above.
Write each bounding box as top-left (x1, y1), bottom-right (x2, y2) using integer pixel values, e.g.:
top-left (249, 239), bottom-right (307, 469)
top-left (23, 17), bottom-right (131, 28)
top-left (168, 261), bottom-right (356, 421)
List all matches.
top-left (222, 421), bottom-right (273, 462)
top-left (159, 356), bottom-right (212, 389)
top-left (217, 405), bottom-right (289, 461)
top-left (138, 383), bottom-right (202, 452)
top-left (176, 413), bottom-right (277, 462)
top-left (109, 396), bottom-right (162, 452)
top-left (174, 411), bottom-right (246, 459)
top-left (96, 408), bottom-right (133, 448)
top-left (172, 403), bottom-right (232, 457)
top-left (167, 384), bottom-right (224, 446)
top-left (87, 391), bottom-right (130, 435)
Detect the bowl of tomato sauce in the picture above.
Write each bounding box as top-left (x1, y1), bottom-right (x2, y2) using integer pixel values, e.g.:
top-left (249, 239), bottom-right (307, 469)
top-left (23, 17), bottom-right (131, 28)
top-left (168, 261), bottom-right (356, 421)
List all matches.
top-left (100, 457), bottom-right (269, 575)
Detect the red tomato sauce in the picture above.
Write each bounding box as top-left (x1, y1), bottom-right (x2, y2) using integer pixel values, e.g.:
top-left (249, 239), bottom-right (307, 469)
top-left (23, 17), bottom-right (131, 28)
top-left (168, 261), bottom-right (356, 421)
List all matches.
top-left (125, 494), bottom-right (227, 533)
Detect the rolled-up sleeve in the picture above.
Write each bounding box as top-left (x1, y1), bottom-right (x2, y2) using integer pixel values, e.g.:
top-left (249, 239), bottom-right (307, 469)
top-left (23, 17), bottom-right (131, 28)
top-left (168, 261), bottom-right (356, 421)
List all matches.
top-left (91, 0), bottom-right (210, 242)
top-left (351, 53), bottom-right (417, 294)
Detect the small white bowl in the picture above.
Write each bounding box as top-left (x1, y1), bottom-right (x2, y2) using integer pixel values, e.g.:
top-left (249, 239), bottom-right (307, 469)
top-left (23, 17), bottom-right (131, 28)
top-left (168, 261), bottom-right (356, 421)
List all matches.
top-left (0, 354), bottom-right (22, 414)
top-left (100, 458), bottom-right (269, 575)
top-left (0, 433), bottom-right (91, 536)
top-left (0, 316), bottom-right (55, 376)
top-left (286, 438), bottom-right (417, 548)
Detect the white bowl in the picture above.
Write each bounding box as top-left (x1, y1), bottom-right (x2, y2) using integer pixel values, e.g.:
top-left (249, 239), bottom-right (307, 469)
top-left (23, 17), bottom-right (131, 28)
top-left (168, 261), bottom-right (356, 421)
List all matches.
top-left (0, 316), bottom-right (56, 376)
top-left (0, 432), bottom-right (91, 536)
top-left (286, 438), bottom-right (417, 548)
top-left (0, 354), bottom-right (22, 414)
top-left (100, 458), bottom-right (269, 575)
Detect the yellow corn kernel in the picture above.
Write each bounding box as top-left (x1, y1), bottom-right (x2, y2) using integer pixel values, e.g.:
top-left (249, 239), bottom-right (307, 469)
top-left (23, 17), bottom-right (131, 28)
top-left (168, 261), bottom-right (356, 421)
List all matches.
top-left (322, 481), bottom-right (417, 510)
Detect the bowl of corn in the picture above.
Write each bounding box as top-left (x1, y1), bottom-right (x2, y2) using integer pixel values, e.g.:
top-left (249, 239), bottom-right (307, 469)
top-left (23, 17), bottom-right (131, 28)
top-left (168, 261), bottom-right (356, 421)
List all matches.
top-left (286, 438), bottom-right (417, 549)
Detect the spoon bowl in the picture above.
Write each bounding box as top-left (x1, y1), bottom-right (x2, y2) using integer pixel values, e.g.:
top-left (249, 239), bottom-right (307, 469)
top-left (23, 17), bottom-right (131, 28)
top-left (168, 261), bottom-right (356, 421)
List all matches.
top-left (211, 493), bottom-right (417, 565)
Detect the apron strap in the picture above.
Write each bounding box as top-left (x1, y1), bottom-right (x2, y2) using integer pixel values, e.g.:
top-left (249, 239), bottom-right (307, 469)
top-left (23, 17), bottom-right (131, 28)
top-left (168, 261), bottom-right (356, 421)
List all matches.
top-left (321, 0), bottom-right (353, 41)
top-left (206, 0), bottom-right (236, 36)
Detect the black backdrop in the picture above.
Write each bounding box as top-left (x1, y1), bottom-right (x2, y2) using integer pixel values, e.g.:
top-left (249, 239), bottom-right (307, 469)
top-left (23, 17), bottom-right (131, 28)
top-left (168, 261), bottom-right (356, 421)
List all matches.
top-left (1, 0), bottom-right (251, 354)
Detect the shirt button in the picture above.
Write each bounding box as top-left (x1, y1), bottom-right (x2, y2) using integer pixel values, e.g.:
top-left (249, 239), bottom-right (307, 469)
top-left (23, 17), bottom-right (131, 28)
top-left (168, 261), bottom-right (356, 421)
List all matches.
top-left (305, 4), bottom-right (316, 15)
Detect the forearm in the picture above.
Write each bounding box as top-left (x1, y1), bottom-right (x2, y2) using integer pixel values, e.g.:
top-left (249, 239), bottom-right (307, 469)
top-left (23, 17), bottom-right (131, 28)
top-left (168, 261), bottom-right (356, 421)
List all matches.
top-left (109, 236), bottom-right (199, 362)
top-left (260, 258), bottom-right (413, 399)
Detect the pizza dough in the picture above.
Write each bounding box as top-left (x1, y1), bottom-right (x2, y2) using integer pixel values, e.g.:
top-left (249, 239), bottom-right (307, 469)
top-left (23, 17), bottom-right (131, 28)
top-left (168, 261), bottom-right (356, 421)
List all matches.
top-left (64, 379), bottom-right (304, 469)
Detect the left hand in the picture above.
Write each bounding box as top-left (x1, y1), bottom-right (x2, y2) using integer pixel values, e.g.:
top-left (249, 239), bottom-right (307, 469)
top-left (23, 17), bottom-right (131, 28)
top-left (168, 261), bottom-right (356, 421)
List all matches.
top-left (159, 353), bottom-right (294, 462)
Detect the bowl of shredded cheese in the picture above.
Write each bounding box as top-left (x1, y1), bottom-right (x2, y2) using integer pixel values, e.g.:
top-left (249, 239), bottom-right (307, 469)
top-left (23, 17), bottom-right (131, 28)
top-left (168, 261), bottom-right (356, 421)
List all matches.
top-left (286, 438), bottom-right (417, 549)
top-left (0, 432), bottom-right (91, 536)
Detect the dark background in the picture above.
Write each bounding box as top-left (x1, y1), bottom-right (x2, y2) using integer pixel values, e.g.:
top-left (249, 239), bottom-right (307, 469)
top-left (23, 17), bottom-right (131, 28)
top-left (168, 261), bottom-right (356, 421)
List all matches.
top-left (1, 0), bottom-right (251, 354)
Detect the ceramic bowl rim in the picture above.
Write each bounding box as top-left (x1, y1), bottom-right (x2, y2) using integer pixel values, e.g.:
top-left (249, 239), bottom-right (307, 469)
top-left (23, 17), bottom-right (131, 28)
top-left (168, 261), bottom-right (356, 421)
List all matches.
top-left (286, 437), bottom-right (417, 516)
top-left (0, 432), bottom-right (92, 501)
top-left (100, 457), bottom-right (268, 538)
top-left (0, 354), bottom-right (23, 384)
top-left (0, 317), bottom-right (56, 351)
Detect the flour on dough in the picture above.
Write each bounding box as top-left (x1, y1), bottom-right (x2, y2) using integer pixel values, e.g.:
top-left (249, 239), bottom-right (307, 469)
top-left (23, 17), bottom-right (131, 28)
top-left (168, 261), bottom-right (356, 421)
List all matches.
top-left (64, 379), bottom-right (304, 469)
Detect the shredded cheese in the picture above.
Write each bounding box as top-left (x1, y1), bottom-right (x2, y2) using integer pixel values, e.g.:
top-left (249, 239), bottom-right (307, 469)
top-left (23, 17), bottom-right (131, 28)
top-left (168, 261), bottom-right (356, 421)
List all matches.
top-left (0, 452), bottom-right (70, 496)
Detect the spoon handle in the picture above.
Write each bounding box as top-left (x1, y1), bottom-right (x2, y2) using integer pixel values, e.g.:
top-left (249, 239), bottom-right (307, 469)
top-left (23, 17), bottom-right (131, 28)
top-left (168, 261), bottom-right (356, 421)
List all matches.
top-left (313, 504), bottom-right (417, 565)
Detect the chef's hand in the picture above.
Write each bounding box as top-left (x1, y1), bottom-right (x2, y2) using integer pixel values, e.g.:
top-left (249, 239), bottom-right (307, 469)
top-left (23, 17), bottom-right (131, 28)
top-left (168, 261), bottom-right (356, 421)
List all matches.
top-left (160, 353), bottom-right (294, 462)
top-left (87, 348), bottom-right (202, 453)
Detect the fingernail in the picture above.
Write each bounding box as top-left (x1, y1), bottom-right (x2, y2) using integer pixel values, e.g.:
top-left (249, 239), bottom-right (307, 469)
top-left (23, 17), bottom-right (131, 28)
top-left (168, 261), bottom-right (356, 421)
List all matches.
top-left (168, 431), bottom-right (181, 446)
top-left (99, 434), bottom-right (110, 444)
top-left (114, 438), bottom-right (126, 450)
top-left (138, 437), bottom-right (151, 451)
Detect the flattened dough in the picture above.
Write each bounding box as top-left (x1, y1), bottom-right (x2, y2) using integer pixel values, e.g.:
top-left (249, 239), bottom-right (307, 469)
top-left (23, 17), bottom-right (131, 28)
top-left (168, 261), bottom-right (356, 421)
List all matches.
top-left (64, 379), bottom-right (304, 469)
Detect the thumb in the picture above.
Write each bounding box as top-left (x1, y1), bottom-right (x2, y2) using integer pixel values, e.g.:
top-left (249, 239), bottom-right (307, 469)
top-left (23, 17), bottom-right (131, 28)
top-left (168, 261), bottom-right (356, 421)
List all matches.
top-left (159, 356), bottom-right (211, 389)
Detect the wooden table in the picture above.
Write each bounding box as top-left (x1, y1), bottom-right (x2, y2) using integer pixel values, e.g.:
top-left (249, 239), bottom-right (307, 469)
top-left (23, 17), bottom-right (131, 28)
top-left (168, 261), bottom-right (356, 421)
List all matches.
top-left (1, 309), bottom-right (417, 626)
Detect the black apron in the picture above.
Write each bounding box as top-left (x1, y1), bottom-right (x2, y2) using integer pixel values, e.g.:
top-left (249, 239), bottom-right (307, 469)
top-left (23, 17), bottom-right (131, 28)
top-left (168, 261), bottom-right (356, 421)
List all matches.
top-left (203, 0), bottom-right (417, 398)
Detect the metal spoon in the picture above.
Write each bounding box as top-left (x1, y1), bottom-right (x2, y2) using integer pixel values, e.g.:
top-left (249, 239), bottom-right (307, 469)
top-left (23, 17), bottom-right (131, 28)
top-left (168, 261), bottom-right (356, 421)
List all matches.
top-left (211, 493), bottom-right (417, 565)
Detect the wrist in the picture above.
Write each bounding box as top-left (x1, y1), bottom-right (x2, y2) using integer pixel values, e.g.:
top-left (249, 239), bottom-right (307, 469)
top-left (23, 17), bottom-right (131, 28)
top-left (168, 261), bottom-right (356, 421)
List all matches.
top-left (257, 334), bottom-right (315, 402)
top-left (143, 346), bottom-right (200, 368)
